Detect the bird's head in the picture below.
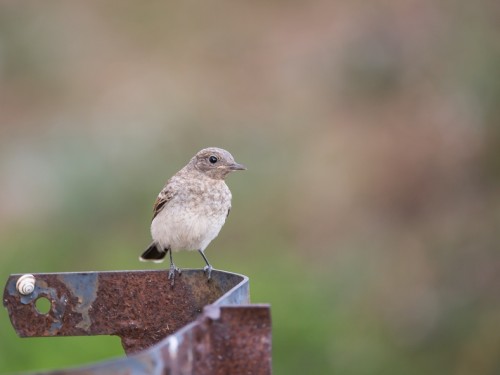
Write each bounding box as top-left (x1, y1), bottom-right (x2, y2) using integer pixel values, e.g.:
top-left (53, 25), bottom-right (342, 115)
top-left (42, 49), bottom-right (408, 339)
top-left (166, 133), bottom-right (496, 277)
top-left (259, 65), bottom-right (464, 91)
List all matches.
top-left (190, 147), bottom-right (246, 179)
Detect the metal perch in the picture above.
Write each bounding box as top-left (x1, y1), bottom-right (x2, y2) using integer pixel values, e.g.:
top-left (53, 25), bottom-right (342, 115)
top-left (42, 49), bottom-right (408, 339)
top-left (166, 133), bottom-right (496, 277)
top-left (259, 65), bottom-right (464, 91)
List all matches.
top-left (3, 269), bottom-right (272, 374)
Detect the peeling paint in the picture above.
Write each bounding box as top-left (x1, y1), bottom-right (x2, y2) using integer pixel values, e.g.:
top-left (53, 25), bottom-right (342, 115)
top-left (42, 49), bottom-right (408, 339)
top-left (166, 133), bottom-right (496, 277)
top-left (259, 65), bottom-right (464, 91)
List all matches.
top-left (59, 273), bottom-right (98, 332)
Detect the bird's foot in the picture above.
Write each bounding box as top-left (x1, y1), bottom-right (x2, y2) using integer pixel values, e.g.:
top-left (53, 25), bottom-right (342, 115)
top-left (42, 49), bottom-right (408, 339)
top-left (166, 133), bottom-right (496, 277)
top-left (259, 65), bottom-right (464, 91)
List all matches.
top-left (168, 264), bottom-right (181, 286)
top-left (203, 265), bottom-right (213, 281)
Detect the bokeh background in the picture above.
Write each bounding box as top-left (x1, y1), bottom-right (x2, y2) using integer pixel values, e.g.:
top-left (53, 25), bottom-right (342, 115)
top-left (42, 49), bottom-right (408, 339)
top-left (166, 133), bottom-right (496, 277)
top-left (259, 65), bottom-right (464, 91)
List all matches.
top-left (1, 1), bottom-right (500, 374)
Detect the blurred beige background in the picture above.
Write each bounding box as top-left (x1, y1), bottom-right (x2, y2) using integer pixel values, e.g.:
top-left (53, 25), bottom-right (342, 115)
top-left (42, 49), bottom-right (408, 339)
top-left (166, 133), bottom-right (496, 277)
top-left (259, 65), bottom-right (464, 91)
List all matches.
top-left (1, 1), bottom-right (500, 374)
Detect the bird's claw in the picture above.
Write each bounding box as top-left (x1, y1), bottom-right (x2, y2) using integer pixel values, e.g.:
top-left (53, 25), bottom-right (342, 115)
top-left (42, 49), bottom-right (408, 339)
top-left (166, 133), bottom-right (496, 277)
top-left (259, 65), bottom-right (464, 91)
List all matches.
top-left (168, 264), bottom-right (181, 286)
top-left (203, 265), bottom-right (213, 280)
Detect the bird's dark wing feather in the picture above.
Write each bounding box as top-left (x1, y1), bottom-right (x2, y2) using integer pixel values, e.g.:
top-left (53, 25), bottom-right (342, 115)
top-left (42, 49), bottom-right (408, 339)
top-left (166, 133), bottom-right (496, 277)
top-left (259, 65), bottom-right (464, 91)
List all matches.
top-left (152, 184), bottom-right (175, 220)
top-left (226, 206), bottom-right (231, 218)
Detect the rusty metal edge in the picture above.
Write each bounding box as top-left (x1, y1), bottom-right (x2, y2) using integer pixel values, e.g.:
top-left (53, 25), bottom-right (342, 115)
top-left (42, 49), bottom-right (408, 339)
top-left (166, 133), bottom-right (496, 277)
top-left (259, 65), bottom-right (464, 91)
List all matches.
top-left (45, 304), bottom-right (272, 375)
top-left (4, 269), bottom-right (266, 375)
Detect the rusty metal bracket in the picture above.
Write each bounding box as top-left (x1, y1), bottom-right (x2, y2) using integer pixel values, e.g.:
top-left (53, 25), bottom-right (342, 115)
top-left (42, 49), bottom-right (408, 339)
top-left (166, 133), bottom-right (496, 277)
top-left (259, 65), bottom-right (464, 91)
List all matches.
top-left (3, 269), bottom-right (272, 374)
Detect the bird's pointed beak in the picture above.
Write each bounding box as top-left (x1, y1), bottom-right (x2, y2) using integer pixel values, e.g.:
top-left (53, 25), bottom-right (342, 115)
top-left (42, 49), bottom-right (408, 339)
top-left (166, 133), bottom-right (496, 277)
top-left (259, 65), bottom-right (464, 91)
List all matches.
top-left (229, 162), bottom-right (247, 171)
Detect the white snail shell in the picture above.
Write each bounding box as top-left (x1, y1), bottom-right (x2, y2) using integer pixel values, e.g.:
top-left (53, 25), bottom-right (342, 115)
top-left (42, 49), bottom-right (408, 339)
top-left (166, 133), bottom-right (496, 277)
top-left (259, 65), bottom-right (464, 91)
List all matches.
top-left (16, 274), bottom-right (36, 295)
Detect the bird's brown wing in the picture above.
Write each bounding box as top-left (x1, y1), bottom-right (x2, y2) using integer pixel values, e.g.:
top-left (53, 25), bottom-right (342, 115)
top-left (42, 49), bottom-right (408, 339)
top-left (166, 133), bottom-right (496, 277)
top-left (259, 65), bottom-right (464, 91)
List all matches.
top-left (152, 184), bottom-right (175, 220)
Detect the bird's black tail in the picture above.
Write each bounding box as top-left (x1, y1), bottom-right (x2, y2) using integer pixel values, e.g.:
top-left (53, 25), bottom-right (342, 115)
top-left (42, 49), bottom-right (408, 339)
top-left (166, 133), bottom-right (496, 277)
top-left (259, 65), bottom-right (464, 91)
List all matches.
top-left (139, 243), bottom-right (167, 263)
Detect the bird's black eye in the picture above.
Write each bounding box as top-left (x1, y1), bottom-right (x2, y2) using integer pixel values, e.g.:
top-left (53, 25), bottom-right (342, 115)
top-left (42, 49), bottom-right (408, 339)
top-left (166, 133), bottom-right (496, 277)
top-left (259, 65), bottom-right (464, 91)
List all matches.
top-left (209, 155), bottom-right (218, 164)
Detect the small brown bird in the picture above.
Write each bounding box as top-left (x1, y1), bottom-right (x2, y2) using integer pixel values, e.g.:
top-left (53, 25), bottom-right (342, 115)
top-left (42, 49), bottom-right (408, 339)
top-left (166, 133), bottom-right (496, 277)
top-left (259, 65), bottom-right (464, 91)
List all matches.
top-left (140, 147), bottom-right (246, 285)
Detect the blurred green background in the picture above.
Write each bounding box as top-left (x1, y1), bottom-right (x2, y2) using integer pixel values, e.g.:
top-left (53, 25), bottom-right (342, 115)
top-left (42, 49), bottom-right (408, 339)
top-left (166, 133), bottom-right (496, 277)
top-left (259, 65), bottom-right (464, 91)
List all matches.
top-left (1, 1), bottom-right (500, 374)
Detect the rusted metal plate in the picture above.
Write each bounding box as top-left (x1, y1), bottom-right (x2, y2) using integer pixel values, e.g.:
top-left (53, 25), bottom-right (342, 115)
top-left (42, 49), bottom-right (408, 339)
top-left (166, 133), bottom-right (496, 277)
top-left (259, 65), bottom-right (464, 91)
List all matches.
top-left (3, 269), bottom-right (249, 354)
top-left (3, 269), bottom-right (271, 374)
top-left (44, 305), bottom-right (272, 375)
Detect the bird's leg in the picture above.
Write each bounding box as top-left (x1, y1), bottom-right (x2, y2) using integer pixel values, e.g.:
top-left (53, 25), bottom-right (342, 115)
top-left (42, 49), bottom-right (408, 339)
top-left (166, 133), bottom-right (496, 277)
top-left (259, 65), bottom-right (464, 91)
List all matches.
top-left (168, 249), bottom-right (181, 286)
top-left (198, 250), bottom-right (213, 280)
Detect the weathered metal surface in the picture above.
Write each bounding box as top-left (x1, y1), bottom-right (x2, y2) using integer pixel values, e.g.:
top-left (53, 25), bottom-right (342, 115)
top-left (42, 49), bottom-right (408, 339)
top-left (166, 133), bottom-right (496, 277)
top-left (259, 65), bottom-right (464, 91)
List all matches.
top-left (4, 269), bottom-right (248, 353)
top-left (3, 269), bottom-right (271, 374)
top-left (44, 305), bottom-right (272, 375)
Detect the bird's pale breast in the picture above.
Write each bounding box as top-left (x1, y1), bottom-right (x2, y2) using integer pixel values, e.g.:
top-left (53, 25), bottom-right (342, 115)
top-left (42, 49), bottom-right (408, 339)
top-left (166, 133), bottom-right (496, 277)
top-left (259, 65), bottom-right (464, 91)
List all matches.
top-left (150, 178), bottom-right (231, 252)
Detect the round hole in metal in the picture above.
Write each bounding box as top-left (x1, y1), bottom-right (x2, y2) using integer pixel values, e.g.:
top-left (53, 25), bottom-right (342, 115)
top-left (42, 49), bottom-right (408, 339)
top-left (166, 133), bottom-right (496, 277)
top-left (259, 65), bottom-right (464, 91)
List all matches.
top-left (35, 296), bottom-right (51, 315)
